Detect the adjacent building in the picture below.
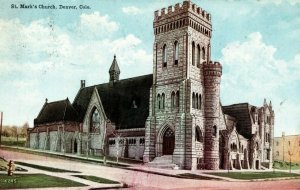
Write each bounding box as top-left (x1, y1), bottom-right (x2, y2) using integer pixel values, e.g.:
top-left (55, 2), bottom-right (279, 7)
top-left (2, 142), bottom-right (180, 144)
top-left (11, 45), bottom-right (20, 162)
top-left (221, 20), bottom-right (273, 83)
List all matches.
top-left (274, 133), bottom-right (300, 163)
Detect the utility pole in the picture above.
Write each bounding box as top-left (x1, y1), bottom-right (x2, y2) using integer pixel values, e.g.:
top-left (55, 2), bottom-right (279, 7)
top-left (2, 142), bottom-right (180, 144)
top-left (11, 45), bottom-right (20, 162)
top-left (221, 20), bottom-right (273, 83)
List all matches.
top-left (0, 112), bottom-right (3, 146)
top-left (288, 151), bottom-right (293, 173)
top-left (282, 132), bottom-right (285, 162)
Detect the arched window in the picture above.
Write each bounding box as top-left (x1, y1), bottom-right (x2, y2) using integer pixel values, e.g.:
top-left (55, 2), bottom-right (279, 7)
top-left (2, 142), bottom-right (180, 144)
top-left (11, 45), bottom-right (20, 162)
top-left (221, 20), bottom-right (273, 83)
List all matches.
top-left (212, 125), bottom-right (217, 137)
top-left (162, 93), bottom-right (165, 109)
top-left (202, 47), bottom-right (206, 60)
top-left (207, 44), bottom-right (210, 61)
top-left (176, 91), bottom-right (180, 107)
top-left (192, 92), bottom-right (195, 108)
top-left (174, 41), bottom-right (179, 65)
top-left (192, 42), bottom-right (195, 66)
top-left (195, 126), bottom-right (204, 143)
top-left (163, 44), bottom-right (167, 67)
top-left (157, 94), bottom-right (161, 109)
top-left (196, 93), bottom-right (199, 109)
top-left (171, 91), bottom-right (175, 108)
top-left (199, 94), bottom-right (202, 109)
top-left (197, 44), bottom-right (201, 66)
top-left (90, 108), bottom-right (100, 133)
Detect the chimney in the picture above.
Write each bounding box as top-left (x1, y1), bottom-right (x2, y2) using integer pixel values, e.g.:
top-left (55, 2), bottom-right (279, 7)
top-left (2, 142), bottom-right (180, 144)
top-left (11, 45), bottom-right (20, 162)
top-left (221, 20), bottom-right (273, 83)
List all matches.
top-left (81, 80), bottom-right (86, 89)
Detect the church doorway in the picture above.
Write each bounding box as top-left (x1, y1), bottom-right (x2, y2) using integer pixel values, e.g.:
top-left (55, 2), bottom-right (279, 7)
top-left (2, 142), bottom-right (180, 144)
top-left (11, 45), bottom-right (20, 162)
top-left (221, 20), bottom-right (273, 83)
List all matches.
top-left (163, 128), bottom-right (175, 155)
top-left (74, 140), bottom-right (78, 154)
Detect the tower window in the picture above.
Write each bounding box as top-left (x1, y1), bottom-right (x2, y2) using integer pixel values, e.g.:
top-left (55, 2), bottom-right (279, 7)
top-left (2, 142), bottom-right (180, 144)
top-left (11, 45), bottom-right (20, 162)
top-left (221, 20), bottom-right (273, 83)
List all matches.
top-left (207, 44), bottom-right (210, 61)
top-left (192, 42), bottom-right (195, 66)
top-left (176, 91), bottom-right (180, 107)
top-left (157, 94), bottom-right (161, 109)
top-left (162, 93), bottom-right (165, 109)
top-left (199, 94), bottom-right (202, 110)
top-left (197, 44), bottom-right (201, 67)
top-left (192, 92), bottom-right (195, 108)
top-left (171, 91), bottom-right (175, 108)
top-left (196, 93), bottom-right (199, 109)
top-left (212, 125), bottom-right (217, 137)
top-left (202, 47), bottom-right (206, 60)
top-left (174, 41), bottom-right (179, 65)
top-left (163, 44), bottom-right (167, 67)
top-left (195, 126), bottom-right (204, 143)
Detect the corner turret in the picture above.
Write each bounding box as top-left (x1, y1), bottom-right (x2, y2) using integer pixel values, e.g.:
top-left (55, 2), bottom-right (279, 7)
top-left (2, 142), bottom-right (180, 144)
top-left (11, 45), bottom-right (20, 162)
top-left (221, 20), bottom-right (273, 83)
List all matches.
top-left (109, 55), bottom-right (120, 83)
top-left (203, 60), bottom-right (222, 170)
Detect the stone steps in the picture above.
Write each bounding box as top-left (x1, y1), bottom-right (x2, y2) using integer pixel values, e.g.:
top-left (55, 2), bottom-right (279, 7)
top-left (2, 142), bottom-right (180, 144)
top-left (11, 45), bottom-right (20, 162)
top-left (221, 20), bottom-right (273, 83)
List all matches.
top-left (145, 155), bottom-right (178, 169)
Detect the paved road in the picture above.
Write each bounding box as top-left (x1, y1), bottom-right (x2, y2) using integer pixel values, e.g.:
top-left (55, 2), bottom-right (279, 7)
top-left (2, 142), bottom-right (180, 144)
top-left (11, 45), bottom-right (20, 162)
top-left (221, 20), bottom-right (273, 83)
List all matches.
top-left (1, 149), bottom-right (300, 190)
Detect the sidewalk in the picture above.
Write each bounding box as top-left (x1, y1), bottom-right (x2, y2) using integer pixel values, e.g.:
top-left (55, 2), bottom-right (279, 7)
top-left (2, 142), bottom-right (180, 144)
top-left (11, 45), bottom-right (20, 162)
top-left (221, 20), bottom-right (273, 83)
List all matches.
top-left (2, 145), bottom-right (300, 183)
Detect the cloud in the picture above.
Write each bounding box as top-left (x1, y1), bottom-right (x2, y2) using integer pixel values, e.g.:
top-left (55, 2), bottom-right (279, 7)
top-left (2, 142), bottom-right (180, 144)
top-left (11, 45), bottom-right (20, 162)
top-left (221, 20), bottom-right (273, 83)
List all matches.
top-left (78, 12), bottom-right (119, 38)
top-left (220, 32), bottom-right (300, 136)
top-left (256, 0), bottom-right (300, 6)
top-left (122, 6), bottom-right (143, 15)
top-left (0, 14), bottom-right (151, 127)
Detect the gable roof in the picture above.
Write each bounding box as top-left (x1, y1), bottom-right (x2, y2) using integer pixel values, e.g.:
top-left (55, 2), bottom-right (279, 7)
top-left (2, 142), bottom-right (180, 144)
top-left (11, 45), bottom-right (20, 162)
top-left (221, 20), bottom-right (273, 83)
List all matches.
top-left (72, 74), bottom-right (153, 129)
top-left (34, 98), bottom-right (79, 125)
top-left (222, 103), bottom-right (253, 138)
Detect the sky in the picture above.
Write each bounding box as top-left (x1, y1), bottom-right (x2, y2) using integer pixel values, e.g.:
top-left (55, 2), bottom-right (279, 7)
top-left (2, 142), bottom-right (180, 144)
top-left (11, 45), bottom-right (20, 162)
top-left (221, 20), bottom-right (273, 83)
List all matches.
top-left (0, 0), bottom-right (299, 137)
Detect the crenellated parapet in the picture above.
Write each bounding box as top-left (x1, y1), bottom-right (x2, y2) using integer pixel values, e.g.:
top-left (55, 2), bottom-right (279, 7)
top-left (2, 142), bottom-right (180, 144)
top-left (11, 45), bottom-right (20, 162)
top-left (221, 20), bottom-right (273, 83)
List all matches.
top-left (153, 1), bottom-right (212, 37)
top-left (154, 1), bottom-right (211, 22)
top-left (203, 61), bottom-right (222, 80)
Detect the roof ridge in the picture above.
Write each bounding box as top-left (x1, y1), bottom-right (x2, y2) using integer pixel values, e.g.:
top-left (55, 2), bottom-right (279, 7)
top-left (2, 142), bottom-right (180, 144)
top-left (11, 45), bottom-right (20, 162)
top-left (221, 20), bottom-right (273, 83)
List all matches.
top-left (47, 99), bottom-right (68, 104)
top-left (223, 103), bottom-right (249, 107)
top-left (80, 74), bottom-right (153, 89)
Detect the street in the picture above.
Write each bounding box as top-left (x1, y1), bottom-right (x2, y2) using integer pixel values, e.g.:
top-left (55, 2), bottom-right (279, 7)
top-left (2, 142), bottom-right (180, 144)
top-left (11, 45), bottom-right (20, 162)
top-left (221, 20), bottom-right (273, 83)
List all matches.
top-left (1, 149), bottom-right (300, 190)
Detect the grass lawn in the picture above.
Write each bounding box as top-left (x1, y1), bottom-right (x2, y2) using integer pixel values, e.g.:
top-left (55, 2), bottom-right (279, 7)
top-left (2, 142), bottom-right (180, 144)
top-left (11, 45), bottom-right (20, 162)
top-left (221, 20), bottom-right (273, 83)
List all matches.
top-left (273, 161), bottom-right (300, 170)
top-left (73, 175), bottom-right (120, 184)
top-left (15, 161), bottom-right (80, 173)
top-left (1, 137), bottom-right (26, 147)
top-left (177, 173), bottom-right (222, 180)
top-left (0, 174), bottom-right (86, 189)
top-left (206, 171), bottom-right (300, 180)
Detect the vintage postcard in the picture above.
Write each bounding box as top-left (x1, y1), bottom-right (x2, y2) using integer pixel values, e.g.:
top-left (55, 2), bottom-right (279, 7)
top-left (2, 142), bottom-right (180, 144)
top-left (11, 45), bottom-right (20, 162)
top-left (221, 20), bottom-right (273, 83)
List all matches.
top-left (0, 0), bottom-right (300, 189)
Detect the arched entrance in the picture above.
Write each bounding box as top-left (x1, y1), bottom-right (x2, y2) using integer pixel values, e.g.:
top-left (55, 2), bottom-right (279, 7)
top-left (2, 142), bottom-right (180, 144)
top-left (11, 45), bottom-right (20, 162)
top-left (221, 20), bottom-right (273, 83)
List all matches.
top-left (73, 139), bottom-right (78, 154)
top-left (163, 128), bottom-right (175, 155)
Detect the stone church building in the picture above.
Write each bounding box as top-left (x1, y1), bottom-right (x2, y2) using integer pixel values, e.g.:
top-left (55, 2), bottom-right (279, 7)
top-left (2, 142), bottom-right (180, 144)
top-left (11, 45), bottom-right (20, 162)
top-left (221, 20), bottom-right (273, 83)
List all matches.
top-left (28, 1), bottom-right (274, 170)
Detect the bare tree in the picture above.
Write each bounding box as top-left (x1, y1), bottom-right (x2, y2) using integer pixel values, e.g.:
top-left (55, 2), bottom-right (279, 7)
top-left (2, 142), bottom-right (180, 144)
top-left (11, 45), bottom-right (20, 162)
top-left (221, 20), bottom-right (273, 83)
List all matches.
top-left (20, 122), bottom-right (29, 138)
top-left (287, 139), bottom-right (297, 173)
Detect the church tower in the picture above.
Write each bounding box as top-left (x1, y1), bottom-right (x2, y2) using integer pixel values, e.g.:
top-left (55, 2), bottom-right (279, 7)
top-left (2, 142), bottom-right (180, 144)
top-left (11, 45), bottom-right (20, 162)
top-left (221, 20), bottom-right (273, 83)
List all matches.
top-left (144, 0), bottom-right (221, 170)
top-left (109, 55), bottom-right (120, 83)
